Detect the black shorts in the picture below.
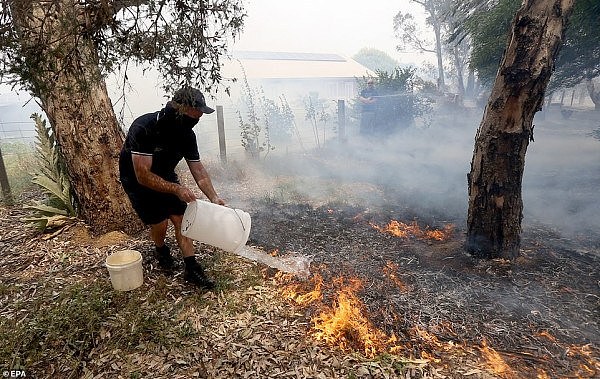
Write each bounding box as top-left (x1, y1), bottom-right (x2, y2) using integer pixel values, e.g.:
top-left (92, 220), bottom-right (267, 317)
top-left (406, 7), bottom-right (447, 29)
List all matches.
top-left (121, 177), bottom-right (187, 225)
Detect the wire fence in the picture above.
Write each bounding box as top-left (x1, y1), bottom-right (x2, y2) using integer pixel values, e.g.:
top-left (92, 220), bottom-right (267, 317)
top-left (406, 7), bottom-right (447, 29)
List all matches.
top-left (192, 103), bottom-right (351, 162)
top-left (0, 102), bottom-right (354, 203)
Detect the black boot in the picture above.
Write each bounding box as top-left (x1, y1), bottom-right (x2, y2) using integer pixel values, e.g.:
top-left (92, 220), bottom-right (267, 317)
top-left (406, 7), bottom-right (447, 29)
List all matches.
top-left (155, 245), bottom-right (175, 269)
top-left (183, 257), bottom-right (215, 290)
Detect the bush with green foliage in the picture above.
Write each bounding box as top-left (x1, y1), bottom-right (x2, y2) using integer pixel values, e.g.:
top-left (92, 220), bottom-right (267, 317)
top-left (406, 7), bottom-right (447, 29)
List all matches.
top-left (356, 67), bottom-right (434, 134)
top-left (261, 95), bottom-right (296, 143)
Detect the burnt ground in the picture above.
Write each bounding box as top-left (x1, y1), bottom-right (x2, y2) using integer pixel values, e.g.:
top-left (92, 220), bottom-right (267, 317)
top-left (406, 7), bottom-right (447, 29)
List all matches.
top-left (247, 199), bottom-right (599, 377)
top-left (1, 108), bottom-right (598, 378)
top-left (212, 109), bottom-right (600, 378)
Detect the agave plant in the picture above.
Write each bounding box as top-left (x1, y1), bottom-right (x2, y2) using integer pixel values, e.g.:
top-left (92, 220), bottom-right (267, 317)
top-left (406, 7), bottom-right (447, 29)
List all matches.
top-left (22, 113), bottom-right (77, 230)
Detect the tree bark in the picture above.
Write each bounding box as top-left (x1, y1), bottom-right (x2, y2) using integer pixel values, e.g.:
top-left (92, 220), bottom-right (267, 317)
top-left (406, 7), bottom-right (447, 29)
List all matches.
top-left (433, 18), bottom-right (445, 90)
top-left (466, 0), bottom-right (575, 259)
top-left (11, 0), bottom-right (142, 233)
top-left (453, 46), bottom-right (466, 103)
top-left (0, 146), bottom-right (14, 205)
top-left (586, 78), bottom-right (600, 111)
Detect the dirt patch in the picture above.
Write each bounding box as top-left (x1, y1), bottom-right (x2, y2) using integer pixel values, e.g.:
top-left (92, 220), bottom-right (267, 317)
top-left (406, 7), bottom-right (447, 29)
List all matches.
top-left (93, 230), bottom-right (131, 248)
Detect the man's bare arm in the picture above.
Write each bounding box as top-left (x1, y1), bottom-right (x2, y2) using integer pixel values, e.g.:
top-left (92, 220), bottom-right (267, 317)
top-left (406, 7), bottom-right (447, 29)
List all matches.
top-left (132, 154), bottom-right (196, 202)
top-left (187, 160), bottom-right (225, 205)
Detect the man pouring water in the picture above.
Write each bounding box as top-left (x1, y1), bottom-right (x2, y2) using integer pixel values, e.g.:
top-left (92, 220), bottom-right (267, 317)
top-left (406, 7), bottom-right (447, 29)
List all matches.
top-left (119, 86), bottom-right (224, 290)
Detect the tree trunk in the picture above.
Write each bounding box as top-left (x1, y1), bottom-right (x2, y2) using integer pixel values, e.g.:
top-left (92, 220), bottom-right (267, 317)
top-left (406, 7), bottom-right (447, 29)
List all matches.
top-left (586, 78), bottom-right (600, 110)
top-left (453, 46), bottom-right (466, 103)
top-left (466, 70), bottom-right (475, 98)
top-left (433, 20), bottom-right (445, 90)
top-left (0, 146), bottom-right (14, 205)
top-left (466, 0), bottom-right (575, 259)
top-left (11, 0), bottom-right (142, 233)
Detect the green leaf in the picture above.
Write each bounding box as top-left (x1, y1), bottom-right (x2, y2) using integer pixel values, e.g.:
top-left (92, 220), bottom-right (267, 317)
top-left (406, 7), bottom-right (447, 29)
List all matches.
top-left (31, 175), bottom-right (70, 205)
top-left (24, 203), bottom-right (69, 216)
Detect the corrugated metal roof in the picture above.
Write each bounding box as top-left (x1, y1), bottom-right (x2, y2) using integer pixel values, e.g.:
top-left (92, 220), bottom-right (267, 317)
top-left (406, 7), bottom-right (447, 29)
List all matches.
top-left (233, 51), bottom-right (346, 62)
top-left (222, 51), bottom-right (374, 80)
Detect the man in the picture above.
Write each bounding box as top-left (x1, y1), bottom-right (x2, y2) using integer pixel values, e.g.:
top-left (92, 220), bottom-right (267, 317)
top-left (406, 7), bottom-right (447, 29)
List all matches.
top-left (119, 86), bottom-right (225, 290)
top-left (358, 79), bottom-right (378, 135)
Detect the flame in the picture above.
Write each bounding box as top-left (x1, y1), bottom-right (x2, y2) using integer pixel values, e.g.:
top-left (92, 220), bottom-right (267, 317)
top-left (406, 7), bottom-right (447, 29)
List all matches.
top-left (371, 220), bottom-right (454, 241)
top-left (566, 344), bottom-right (598, 377)
top-left (535, 330), bottom-right (557, 342)
top-left (415, 327), bottom-right (445, 349)
top-left (382, 261), bottom-right (409, 291)
top-left (311, 277), bottom-right (389, 357)
top-left (423, 224), bottom-right (455, 241)
top-left (279, 274), bottom-right (323, 306)
top-left (479, 339), bottom-right (513, 377)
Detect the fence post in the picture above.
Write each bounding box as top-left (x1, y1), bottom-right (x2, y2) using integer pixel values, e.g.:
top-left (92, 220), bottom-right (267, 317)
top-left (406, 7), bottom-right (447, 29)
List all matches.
top-left (216, 105), bottom-right (227, 164)
top-left (0, 145), bottom-right (14, 205)
top-left (337, 99), bottom-right (346, 143)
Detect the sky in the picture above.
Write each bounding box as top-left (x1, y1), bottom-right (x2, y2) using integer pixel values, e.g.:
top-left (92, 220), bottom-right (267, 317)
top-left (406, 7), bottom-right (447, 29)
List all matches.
top-left (232, 0), bottom-right (431, 65)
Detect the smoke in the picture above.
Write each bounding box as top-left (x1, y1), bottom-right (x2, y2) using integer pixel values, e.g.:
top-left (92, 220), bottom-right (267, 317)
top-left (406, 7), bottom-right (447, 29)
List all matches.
top-left (251, 110), bottom-right (476, 224)
top-left (523, 112), bottom-right (600, 241)
top-left (223, 106), bottom-right (599, 245)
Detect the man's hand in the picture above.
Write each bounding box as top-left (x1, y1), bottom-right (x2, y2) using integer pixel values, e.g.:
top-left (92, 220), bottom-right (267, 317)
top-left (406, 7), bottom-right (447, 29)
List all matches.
top-left (176, 185), bottom-right (197, 203)
top-left (211, 197), bottom-right (226, 206)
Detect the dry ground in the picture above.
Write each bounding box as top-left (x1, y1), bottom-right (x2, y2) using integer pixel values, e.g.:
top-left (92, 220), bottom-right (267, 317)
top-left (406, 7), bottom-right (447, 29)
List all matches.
top-left (1, 109), bottom-right (599, 378)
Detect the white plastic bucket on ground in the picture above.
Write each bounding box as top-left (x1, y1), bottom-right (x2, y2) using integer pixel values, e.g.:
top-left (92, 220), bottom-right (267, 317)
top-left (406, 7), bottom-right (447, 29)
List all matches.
top-left (105, 250), bottom-right (143, 291)
top-left (181, 200), bottom-right (251, 254)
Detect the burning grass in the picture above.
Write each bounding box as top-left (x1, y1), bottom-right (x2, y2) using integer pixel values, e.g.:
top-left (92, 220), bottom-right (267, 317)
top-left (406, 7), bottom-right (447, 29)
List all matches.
top-left (370, 220), bottom-right (455, 241)
top-left (251, 200), bottom-right (600, 378)
top-left (2, 155), bottom-right (599, 378)
top-left (310, 277), bottom-right (389, 356)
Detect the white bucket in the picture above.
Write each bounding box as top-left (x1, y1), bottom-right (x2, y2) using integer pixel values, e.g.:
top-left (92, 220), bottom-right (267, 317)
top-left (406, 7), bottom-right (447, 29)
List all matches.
top-left (105, 250), bottom-right (144, 291)
top-left (181, 200), bottom-right (251, 254)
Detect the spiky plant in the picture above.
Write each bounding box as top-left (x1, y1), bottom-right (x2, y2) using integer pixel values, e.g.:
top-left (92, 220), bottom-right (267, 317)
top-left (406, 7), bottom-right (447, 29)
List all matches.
top-left (22, 113), bottom-right (77, 230)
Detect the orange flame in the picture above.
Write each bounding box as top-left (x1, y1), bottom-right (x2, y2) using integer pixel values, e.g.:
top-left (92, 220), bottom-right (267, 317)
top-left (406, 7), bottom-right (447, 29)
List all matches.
top-left (371, 220), bottom-right (454, 241)
top-left (382, 261), bottom-right (409, 291)
top-left (311, 277), bottom-right (389, 357)
top-left (279, 274), bottom-right (323, 306)
top-left (479, 339), bottom-right (513, 377)
top-left (535, 330), bottom-right (557, 342)
top-left (565, 344), bottom-right (598, 377)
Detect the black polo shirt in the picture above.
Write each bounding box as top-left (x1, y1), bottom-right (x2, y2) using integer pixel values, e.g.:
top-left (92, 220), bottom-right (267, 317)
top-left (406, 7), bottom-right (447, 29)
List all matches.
top-left (119, 106), bottom-right (200, 188)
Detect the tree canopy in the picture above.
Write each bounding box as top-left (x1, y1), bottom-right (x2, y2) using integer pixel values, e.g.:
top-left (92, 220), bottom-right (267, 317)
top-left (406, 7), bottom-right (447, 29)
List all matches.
top-left (0, 1), bottom-right (246, 95)
top-left (463, 0), bottom-right (600, 90)
top-left (352, 48), bottom-right (400, 74)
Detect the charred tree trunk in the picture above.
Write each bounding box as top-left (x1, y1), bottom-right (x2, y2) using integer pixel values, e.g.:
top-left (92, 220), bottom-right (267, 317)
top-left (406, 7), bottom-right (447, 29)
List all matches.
top-left (466, 0), bottom-right (575, 259)
top-left (11, 1), bottom-right (142, 233)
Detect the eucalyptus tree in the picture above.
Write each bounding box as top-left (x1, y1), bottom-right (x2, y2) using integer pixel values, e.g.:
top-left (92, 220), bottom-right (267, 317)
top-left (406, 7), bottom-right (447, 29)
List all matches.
top-left (466, 0), bottom-right (576, 259)
top-left (460, 0), bottom-right (599, 108)
top-left (393, 0), bottom-right (456, 91)
top-left (0, 1), bottom-right (245, 232)
top-left (353, 48), bottom-right (400, 74)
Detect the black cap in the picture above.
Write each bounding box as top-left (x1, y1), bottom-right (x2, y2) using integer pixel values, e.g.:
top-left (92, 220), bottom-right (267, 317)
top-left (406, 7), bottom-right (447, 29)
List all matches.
top-left (172, 86), bottom-right (215, 114)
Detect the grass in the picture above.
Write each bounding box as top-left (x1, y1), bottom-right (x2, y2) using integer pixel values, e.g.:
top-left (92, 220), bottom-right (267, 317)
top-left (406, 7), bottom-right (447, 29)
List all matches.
top-left (0, 141), bottom-right (37, 201)
top-left (0, 279), bottom-right (200, 376)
